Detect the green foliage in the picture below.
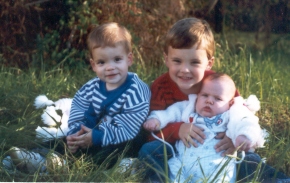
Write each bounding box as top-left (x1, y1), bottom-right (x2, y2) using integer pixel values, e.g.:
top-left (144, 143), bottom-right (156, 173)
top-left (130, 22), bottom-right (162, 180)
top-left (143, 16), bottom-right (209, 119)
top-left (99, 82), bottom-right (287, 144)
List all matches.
top-left (1, 0), bottom-right (289, 69)
top-left (33, 31), bottom-right (88, 70)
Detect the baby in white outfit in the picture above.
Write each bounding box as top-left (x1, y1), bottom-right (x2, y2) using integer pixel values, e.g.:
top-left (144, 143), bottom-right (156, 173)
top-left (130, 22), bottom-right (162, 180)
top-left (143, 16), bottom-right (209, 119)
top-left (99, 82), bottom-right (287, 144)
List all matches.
top-left (144, 73), bottom-right (265, 183)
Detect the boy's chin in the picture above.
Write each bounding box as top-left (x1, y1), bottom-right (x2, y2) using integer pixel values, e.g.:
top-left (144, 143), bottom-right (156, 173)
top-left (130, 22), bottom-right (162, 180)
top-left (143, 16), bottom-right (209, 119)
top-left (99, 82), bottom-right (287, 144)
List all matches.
top-left (177, 84), bottom-right (195, 93)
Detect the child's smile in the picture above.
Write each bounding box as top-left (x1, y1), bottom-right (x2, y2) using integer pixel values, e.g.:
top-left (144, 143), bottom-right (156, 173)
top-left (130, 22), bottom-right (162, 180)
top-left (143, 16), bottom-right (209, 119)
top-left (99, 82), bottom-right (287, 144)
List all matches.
top-left (165, 45), bottom-right (213, 95)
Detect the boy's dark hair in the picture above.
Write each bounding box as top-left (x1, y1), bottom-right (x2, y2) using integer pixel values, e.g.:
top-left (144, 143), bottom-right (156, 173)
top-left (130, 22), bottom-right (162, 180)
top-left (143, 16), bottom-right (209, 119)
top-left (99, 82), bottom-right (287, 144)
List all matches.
top-left (164, 17), bottom-right (215, 59)
top-left (87, 22), bottom-right (132, 58)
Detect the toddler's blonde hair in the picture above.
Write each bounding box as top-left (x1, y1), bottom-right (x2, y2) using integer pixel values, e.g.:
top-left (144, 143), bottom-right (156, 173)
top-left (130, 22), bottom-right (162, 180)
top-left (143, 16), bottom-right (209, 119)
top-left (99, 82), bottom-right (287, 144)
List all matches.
top-left (87, 22), bottom-right (132, 58)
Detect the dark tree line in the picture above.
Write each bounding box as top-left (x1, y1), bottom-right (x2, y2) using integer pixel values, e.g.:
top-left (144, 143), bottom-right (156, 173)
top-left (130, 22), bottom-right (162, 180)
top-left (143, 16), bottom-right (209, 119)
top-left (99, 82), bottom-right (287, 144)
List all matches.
top-left (0, 0), bottom-right (289, 68)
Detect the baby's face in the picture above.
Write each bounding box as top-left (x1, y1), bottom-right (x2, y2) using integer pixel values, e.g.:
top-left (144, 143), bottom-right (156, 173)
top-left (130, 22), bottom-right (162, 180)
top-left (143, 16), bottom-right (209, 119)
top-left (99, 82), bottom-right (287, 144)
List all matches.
top-left (195, 79), bottom-right (234, 117)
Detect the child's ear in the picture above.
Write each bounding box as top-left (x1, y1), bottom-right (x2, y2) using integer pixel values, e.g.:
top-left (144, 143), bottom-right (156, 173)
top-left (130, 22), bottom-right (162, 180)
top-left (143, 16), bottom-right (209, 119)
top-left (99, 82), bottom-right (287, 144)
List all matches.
top-left (163, 52), bottom-right (169, 66)
top-left (229, 98), bottom-right (234, 107)
top-left (207, 56), bottom-right (215, 70)
top-left (127, 52), bottom-right (133, 66)
top-left (90, 58), bottom-right (97, 72)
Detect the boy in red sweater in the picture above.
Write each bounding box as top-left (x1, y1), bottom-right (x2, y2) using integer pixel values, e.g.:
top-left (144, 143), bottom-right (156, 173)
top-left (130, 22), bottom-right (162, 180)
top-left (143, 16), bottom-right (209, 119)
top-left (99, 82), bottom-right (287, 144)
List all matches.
top-left (138, 17), bottom-right (289, 182)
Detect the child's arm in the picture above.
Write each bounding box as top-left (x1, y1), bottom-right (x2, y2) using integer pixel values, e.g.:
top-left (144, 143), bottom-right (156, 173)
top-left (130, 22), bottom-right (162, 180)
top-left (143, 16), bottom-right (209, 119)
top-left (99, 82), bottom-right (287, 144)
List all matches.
top-left (148, 73), bottom-right (188, 143)
top-left (144, 100), bottom-right (191, 131)
top-left (227, 96), bottom-right (265, 151)
top-left (143, 118), bottom-right (161, 131)
top-left (93, 79), bottom-right (151, 147)
top-left (235, 135), bottom-right (252, 152)
top-left (67, 79), bottom-right (95, 136)
top-left (148, 94), bottom-right (206, 148)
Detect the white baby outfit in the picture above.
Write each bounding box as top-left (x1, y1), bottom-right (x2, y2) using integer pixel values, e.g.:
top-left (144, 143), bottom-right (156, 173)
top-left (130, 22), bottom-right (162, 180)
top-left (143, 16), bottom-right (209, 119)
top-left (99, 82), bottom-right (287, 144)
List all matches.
top-left (148, 94), bottom-right (265, 183)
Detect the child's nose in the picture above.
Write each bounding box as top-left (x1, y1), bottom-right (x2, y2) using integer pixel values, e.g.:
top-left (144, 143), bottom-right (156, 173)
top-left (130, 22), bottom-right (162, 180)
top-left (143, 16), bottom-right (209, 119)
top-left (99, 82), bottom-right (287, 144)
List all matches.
top-left (180, 64), bottom-right (190, 73)
top-left (206, 98), bottom-right (213, 105)
top-left (106, 62), bottom-right (115, 70)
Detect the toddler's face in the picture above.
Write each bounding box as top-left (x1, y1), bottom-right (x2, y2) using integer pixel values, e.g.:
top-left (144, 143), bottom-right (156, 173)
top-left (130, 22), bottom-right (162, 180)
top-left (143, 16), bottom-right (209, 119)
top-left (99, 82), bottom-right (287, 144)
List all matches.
top-left (90, 44), bottom-right (133, 91)
top-left (165, 44), bottom-right (213, 95)
top-left (195, 79), bottom-right (234, 117)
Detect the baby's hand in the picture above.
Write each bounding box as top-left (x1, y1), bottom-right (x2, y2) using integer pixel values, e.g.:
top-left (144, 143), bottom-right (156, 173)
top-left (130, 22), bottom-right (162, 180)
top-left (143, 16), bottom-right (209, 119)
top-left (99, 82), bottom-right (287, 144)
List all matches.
top-left (235, 135), bottom-right (252, 152)
top-left (143, 118), bottom-right (161, 132)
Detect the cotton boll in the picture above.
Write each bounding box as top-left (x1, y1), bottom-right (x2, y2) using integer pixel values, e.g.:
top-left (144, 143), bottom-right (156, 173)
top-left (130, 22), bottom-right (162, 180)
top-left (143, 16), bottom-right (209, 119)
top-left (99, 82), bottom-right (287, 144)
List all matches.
top-left (34, 95), bottom-right (54, 109)
top-left (35, 126), bottom-right (67, 140)
top-left (41, 106), bottom-right (61, 126)
top-left (53, 98), bottom-right (72, 132)
top-left (35, 126), bottom-right (57, 139)
top-left (35, 96), bottom-right (73, 140)
top-left (54, 98), bottom-right (72, 124)
top-left (54, 98), bottom-right (73, 112)
top-left (55, 127), bottom-right (69, 138)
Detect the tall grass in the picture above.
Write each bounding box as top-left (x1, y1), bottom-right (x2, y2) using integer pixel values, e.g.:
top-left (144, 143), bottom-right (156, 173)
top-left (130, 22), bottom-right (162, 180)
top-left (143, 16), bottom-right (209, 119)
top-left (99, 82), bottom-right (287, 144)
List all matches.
top-left (0, 35), bottom-right (290, 181)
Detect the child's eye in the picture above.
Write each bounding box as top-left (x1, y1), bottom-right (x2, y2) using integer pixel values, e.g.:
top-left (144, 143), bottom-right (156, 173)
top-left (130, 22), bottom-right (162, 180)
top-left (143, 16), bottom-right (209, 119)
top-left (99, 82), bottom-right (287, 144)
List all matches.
top-left (172, 59), bottom-right (181, 63)
top-left (202, 94), bottom-right (208, 97)
top-left (97, 60), bottom-right (105, 65)
top-left (115, 57), bottom-right (122, 62)
top-left (191, 60), bottom-right (200, 65)
top-left (215, 97), bottom-right (222, 101)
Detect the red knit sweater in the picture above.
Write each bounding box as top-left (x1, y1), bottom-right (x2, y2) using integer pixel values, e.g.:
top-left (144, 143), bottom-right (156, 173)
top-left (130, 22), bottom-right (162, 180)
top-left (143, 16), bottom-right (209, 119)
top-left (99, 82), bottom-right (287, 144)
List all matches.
top-left (148, 70), bottom-right (216, 143)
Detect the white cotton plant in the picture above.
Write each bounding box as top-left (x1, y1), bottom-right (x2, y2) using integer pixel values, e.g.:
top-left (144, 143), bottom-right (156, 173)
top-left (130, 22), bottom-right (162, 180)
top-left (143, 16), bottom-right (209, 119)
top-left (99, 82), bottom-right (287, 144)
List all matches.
top-left (34, 95), bottom-right (55, 109)
top-left (34, 95), bottom-right (73, 140)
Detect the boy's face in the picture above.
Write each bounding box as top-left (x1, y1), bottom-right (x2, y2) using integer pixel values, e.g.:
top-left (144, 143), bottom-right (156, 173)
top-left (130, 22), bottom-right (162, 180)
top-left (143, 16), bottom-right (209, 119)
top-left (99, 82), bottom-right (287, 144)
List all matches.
top-left (165, 44), bottom-right (214, 95)
top-left (90, 44), bottom-right (133, 91)
top-left (195, 79), bottom-right (234, 117)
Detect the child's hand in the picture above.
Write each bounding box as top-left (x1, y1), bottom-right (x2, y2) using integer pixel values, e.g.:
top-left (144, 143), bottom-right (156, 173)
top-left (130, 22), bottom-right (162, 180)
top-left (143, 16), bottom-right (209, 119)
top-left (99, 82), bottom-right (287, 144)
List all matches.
top-left (179, 123), bottom-right (205, 148)
top-left (66, 132), bottom-right (81, 153)
top-left (143, 118), bottom-right (161, 132)
top-left (71, 125), bottom-right (93, 149)
top-left (66, 125), bottom-right (93, 153)
top-left (235, 135), bottom-right (251, 152)
top-left (214, 133), bottom-right (235, 156)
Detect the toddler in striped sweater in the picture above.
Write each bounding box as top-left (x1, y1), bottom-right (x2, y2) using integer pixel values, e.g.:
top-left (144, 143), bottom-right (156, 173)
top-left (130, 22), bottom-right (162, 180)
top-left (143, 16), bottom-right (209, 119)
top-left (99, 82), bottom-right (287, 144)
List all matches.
top-left (3, 22), bottom-right (150, 174)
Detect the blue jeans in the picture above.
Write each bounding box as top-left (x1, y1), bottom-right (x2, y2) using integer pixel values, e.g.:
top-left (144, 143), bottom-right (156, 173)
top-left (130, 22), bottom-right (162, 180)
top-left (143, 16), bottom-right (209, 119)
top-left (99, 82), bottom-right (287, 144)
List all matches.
top-left (138, 140), bottom-right (174, 182)
top-left (138, 140), bottom-right (289, 182)
top-left (237, 152), bottom-right (289, 182)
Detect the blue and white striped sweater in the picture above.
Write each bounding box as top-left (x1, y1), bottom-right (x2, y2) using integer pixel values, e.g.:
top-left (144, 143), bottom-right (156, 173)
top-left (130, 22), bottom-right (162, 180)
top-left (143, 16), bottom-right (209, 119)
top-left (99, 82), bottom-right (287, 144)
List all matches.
top-left (67, 72), bottom-right (151, 147)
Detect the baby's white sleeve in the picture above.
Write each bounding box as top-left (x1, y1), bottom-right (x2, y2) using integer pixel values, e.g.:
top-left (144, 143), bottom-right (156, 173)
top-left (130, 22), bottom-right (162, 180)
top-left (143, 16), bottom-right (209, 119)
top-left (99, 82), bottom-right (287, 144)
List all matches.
top-left (226, 96), bottom-right (265, 148)
top-left (148, 100), bottom-right (189, 129)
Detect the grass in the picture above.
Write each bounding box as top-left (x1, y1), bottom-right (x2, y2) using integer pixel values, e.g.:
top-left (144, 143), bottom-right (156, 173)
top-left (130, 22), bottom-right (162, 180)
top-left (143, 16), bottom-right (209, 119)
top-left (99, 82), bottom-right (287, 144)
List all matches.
top-left (0, 33), bottom-right (290, 182)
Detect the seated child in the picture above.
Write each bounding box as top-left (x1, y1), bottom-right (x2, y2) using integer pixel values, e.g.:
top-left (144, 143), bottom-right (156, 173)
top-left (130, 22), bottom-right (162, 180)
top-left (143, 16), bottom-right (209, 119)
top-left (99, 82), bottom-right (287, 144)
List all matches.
top-left (143, 73), bottom-right (265, 183)
top-left (65, 22), bottom-right (151, 156)
top-left (3, 22), bottom-right (151, 173)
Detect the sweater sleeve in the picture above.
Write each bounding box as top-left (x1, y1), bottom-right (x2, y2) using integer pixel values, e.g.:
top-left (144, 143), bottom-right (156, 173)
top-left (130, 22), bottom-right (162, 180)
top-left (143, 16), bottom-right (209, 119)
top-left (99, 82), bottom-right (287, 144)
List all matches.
top-left (97, 77), bottom-right (151, 146)
top-left (148, 100), bottom-right (190, 129)
top-left (67, 79), bottom-right (95, 135)
top-left (226, 96), bottom-right (265, 148)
